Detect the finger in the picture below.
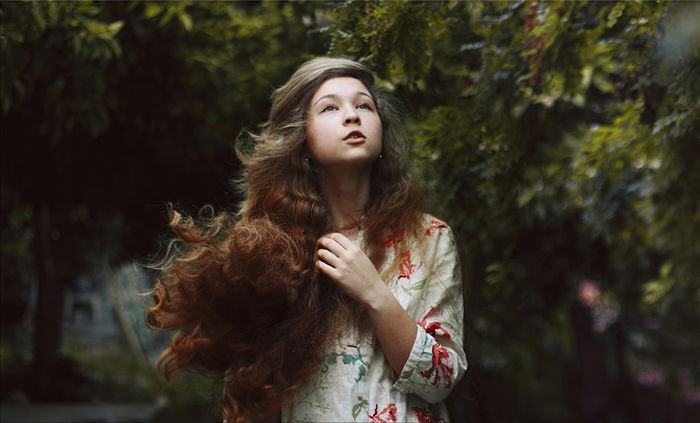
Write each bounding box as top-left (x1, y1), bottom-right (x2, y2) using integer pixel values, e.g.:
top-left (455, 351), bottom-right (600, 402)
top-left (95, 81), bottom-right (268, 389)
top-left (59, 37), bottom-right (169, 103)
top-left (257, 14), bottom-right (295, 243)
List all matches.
top-left (317, 248), bottom-right (341, 267)
top-left (318, 236), bottom-right (347, 255)
top-left (327, 232), bottom-right (356, 250)
top-left (316, 259), bottom-right (339, 279)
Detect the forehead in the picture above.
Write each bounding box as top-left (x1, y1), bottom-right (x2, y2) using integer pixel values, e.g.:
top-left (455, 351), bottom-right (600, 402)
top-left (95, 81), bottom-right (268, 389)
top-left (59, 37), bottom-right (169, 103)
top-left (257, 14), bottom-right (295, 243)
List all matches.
top-left (311, 77), bottom-right (371, 102)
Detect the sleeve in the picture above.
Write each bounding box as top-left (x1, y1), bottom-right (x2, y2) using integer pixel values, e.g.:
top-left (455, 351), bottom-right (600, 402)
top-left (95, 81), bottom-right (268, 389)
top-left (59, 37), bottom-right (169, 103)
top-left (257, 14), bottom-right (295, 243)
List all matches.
top-left (391, 223), bottom-right (467, 404)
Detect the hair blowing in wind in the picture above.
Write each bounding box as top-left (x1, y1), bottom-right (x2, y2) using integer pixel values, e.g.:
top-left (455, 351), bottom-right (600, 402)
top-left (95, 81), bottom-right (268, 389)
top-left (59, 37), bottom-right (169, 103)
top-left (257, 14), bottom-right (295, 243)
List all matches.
top-left (146, 58), bottom-right (425, 422)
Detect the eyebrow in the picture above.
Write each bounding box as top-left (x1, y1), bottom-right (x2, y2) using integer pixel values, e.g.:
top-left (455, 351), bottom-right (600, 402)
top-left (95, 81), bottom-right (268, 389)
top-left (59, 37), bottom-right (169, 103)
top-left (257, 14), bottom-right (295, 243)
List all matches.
top-left (313, 91), bottom-right (374, 107)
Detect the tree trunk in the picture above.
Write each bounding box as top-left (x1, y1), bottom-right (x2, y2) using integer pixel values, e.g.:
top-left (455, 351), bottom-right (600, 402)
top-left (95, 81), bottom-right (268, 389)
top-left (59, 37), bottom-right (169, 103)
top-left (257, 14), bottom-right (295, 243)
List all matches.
top-left (570, 302), bottom-right (610, 420)
top-left (32, 204), bottom-right (64, 401)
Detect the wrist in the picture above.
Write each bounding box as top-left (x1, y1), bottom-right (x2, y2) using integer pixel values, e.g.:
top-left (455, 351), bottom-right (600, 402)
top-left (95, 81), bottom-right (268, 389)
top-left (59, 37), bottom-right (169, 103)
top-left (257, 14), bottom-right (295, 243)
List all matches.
top-left (362, 280), bottom-right (393, 311)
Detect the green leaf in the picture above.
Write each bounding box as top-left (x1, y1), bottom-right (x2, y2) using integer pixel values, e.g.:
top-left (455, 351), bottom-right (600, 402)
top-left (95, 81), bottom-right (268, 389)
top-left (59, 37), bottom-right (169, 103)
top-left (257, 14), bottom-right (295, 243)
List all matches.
top-left (355, 365), bottom-right (366, 382)
top-left (352, 403), bottom-right (362, 419)
top-left (107, 21), bottom-right (124, 38)
top-left (178, 12), bottom-right (193, 31)
top-left (144, 3), bottom-right (164, 19)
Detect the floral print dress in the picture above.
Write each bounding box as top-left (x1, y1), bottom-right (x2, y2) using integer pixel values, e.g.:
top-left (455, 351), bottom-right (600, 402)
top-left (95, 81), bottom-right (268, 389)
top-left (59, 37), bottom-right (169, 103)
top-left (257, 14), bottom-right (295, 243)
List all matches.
top-left (282, 215), bottom-right (467, 422)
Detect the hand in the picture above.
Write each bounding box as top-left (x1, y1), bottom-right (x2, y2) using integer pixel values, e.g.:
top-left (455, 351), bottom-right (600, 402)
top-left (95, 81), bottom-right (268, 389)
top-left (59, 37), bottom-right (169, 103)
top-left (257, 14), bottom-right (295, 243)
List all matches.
top-left (316, 232), bottom-right (386, 306)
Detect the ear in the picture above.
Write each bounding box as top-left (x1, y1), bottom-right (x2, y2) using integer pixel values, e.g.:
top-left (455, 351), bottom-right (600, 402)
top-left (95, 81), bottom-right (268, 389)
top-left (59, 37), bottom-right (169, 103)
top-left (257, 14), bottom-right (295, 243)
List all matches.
top-left (300, 147), bottom-right (315, 166)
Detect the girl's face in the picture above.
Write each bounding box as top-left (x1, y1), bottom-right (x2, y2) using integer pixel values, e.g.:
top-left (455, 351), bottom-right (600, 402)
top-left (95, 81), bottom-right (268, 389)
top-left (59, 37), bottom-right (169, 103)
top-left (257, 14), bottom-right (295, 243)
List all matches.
top-left (306, 77), bottom-right (382, 171)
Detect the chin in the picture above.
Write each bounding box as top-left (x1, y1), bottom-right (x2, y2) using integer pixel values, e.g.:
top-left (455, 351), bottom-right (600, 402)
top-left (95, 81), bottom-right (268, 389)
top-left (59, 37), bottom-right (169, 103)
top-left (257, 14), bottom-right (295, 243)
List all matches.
top-left (322, 157), bottom-right (377, 170)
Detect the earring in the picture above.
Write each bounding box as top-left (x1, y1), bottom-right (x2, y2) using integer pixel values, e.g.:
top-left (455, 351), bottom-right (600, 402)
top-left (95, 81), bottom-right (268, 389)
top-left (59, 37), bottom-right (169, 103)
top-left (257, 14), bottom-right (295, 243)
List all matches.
top-left (378, 153), bottom-right (383, 159)
top-left (304, 156), bottom-right (309, 161)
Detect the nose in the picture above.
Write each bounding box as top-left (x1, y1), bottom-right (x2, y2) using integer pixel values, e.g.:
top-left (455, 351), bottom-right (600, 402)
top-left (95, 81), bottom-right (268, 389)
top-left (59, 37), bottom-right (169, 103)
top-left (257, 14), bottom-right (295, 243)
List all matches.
top-left (344, 107), bottom-right (360, 125)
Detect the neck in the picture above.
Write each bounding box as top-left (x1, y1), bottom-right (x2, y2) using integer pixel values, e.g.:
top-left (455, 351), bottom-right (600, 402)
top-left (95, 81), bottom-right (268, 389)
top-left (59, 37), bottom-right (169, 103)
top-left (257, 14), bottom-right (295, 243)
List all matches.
top-left (318, 166), bottom-right (372, 233)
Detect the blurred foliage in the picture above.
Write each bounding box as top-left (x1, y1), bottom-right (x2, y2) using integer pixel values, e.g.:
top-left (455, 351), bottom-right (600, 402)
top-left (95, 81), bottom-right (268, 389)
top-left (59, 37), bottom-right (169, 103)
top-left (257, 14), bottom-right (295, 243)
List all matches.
top-left (1, 0), bottom-right (699, 421)
top-left (63, 341), bottom-right (220, 422)
top-left (1, 0), bottom-right (332, 411)
top-left (328, 0), bottom-right (699, 421)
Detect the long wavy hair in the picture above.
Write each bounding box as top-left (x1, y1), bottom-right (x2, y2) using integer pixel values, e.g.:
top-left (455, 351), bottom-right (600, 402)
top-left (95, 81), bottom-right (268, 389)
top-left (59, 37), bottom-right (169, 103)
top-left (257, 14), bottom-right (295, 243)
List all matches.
top-left (146, 57), bottom-right (426, 422)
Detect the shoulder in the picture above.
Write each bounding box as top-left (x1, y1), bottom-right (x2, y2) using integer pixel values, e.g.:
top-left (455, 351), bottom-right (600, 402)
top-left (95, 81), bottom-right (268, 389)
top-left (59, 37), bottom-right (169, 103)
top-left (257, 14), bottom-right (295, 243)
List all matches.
top-left (381, 214), bottom-right (455, 253)
top-left (420, 214), bottom-right (451, 237)
top-left (418, 214), bottom-right (456, 249)
top-left (412, 214), bottom-right (457, 256)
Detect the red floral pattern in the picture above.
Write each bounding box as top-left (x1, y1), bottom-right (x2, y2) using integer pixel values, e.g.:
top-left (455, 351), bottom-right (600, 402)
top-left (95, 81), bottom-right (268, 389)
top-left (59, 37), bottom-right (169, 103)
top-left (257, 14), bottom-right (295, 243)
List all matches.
top-left (418, 306), bottom-right (452, 339)
top-left (384, 229), bottom-right (405, 247)
top-left (412, 405), bottom-right (445, 423)
top-left (420, 344), bottom-right (453, 388)
top-left (369, 403), bottom-right (397, 422)
top-left (425, 220), bottom-right (448, 236)
top-left (398, 249), bottom-right (422, 280)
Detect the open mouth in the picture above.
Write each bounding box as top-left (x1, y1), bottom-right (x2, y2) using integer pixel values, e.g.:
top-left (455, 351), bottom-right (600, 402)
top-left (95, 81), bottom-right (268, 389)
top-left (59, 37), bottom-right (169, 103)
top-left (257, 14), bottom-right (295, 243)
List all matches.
top-left (344, 131), bottom-right (366, 141)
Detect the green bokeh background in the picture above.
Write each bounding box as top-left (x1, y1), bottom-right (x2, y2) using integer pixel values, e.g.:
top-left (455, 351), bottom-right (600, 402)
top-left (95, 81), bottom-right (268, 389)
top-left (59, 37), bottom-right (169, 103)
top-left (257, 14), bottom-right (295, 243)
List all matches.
top-left (2, 1), bottom-right (699, 422)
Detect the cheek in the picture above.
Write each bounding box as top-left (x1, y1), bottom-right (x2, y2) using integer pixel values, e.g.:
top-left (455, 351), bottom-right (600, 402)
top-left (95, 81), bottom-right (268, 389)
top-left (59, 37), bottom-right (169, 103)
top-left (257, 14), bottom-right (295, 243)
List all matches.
top-left (307, 115), bottom-right (330, 138)
top-left (373, 117), bottom-right (383, 147)
top-left (306, 121), bottom-right (331, 158)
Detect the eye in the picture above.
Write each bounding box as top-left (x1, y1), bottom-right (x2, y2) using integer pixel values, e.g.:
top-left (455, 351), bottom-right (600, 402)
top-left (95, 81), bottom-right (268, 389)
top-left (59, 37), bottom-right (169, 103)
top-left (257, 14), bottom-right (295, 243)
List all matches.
top-left (358, 103), bottom-right (373, 110)
top-left (321, 105), bottom-right (337, 112)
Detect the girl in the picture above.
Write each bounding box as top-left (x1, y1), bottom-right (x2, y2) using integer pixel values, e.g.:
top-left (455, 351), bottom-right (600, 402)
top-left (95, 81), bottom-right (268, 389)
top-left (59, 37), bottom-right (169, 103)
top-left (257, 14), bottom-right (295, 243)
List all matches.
top-left (147, 57), bottom-right (467, 422)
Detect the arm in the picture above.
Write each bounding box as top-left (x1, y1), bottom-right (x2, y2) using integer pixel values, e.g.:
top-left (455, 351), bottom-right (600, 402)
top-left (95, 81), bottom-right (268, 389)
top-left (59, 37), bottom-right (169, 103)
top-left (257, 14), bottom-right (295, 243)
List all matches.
top-left (316, 224), bottom-right (468, 401)
top-left (364, 282), bottom-right (418, 376)
top-left (316, 233), bottom-right (417, 375)
top-left (391, 224), bottom-right (467, 403)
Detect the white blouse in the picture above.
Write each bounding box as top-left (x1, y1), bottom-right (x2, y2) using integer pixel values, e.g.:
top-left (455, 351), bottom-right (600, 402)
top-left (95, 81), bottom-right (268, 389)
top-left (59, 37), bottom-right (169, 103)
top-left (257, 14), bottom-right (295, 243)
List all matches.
top-left (282, 215), bottom-right (467, 422)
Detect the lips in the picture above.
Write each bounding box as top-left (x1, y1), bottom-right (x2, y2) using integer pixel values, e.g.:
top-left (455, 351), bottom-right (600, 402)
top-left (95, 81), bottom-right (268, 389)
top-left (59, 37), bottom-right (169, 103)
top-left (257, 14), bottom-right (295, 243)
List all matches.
top-left (343, 130), bottom-right (366, 143)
